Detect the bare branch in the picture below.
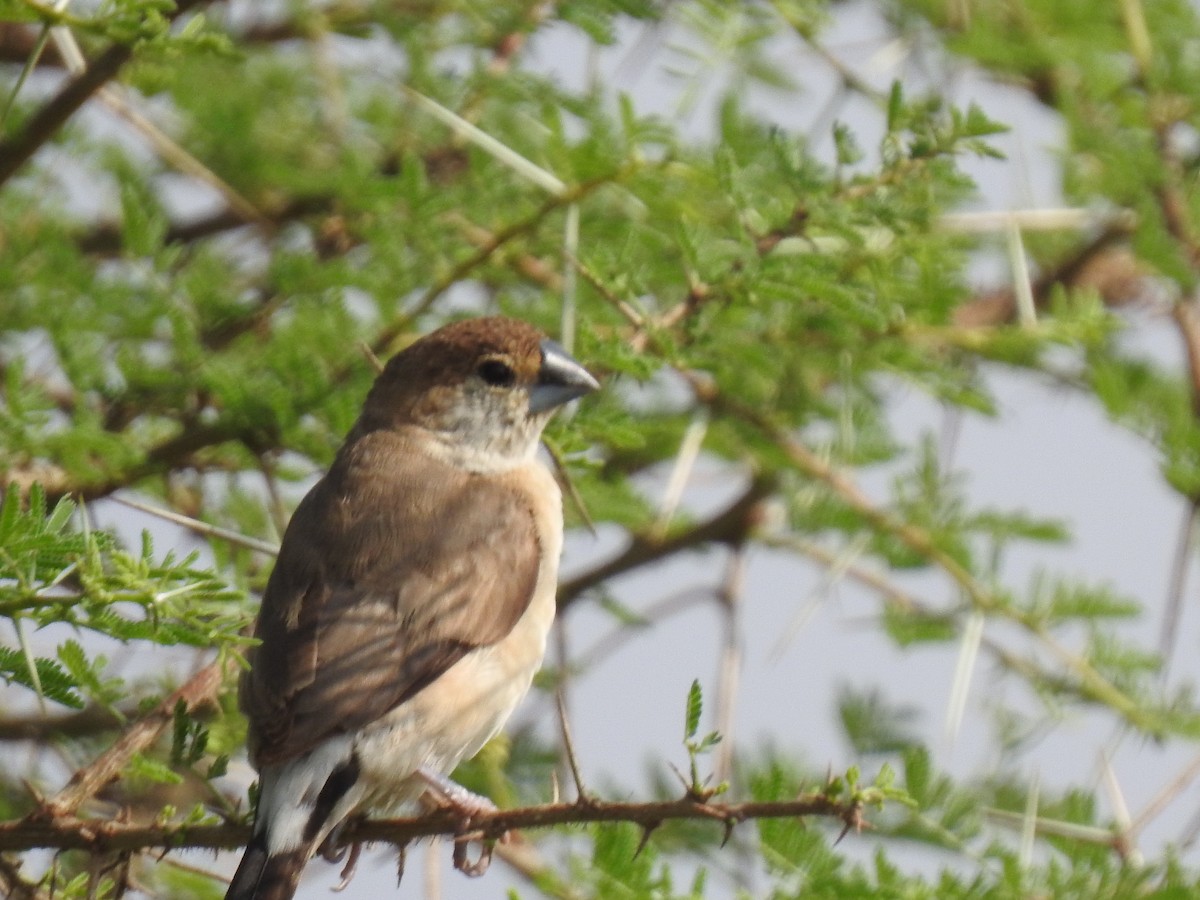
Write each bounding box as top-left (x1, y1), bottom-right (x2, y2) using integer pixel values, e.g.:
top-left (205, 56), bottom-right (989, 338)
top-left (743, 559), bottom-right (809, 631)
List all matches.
top-left (0, 793), bottom-right (863, 854)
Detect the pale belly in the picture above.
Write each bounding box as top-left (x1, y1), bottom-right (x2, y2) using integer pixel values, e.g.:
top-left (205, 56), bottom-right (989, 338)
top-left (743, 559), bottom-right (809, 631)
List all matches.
top-left (352, 582), bottom-right (556, 810)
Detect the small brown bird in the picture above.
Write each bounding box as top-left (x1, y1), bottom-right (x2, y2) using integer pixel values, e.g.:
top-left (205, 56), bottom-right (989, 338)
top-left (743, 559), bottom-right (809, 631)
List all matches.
top-left (225, 317), bottom-right (599, 899)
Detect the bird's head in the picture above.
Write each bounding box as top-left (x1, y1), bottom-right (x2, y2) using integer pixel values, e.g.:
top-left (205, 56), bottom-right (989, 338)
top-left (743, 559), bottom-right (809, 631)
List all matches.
top-left (357, 317), bottom-right (599, 472)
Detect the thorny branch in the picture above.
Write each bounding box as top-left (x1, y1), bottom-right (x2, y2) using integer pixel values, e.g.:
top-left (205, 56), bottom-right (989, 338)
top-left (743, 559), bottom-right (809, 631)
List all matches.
top-left (0, 793), bottom-right (867, 854)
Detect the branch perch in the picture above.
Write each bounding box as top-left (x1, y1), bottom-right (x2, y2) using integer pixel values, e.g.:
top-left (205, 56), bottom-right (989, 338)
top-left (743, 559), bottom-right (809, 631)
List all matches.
top-left (0, 794), bottom-right (862, 854)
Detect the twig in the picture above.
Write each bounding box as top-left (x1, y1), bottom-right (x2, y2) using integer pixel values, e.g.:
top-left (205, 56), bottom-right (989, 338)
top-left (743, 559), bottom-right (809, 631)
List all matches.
top-left (557, 474), bottom-right (775, 610)
top-left (364, 174), bottom-right (620, 361)
top-left (48, 418), bottom-right (255, 505)
top-left (256, 455), bottom-right (291, 540)
top-left (106, 495), bottom-right (279, 556)
top-left (565, 586), bottom-right (716, 677)
top-left (543, 440), bottom-right (595, 535)
top-left (495, 840), bottom-right (585, 900)
top-left (691, 376), bottom-right (1173, 736)
top-left (35, 661), bottom-right (224, 820)
top-left (0, 706), bottom-right (126, 742)
top-left (554, 677), bottom-right (589, 802)
top-left (0, 853), bottom-right (50, 900)
top-left (1131, 750), bottom-right (1200, 837)
top-left (1171, 301), bottom-right (1200, 418)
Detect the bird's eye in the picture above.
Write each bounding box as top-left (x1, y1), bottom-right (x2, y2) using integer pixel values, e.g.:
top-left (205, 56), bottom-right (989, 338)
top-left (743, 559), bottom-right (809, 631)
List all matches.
top-left (477, 359), bottom-right (516, 387)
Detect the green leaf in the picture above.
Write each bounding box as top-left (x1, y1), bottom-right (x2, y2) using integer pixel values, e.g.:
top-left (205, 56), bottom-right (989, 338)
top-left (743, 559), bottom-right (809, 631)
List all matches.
top-left (0, 647), bottom-right (84, 709)
top-left (684, 679), bottom-right (703, 741)
top-left (127, 752), bottom-right (184, 786)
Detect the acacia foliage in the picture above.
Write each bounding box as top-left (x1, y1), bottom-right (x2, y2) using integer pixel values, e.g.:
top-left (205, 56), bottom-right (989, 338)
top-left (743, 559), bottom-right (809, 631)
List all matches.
top-left (3, 0), bottom-right (1200, 897)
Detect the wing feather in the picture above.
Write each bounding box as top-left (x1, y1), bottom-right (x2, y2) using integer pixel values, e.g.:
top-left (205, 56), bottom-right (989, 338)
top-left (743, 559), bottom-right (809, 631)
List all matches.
top-left (241, 429), bottom-right (541, 765)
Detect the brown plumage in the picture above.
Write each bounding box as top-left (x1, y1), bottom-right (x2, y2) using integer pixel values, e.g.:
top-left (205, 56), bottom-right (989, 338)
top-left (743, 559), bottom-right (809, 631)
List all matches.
top-left (241, 438), bottom-right (542, 765)
top-left (226, 317), bottom-right (598, 900)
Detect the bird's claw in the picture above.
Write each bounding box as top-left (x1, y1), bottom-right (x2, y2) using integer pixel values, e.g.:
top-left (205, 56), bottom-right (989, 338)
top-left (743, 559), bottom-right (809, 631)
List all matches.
top-left (418, 767), bottom-right (508, 875)
top-left (332, 841), bottom-right (363, 892)
top-left (453, 833), bottom-right (494, 877)
top-left (319, 818), bottom-right (348, 862)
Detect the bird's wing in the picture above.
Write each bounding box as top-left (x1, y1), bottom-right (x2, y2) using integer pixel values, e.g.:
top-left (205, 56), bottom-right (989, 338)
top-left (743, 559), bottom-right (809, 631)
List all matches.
top-left (241, 431), bottom-right (542, 765)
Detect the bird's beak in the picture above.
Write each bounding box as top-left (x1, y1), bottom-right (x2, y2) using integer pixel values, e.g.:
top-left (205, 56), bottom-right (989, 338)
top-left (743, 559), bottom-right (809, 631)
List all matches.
top-left (529, 339), bottom-right (600, 413)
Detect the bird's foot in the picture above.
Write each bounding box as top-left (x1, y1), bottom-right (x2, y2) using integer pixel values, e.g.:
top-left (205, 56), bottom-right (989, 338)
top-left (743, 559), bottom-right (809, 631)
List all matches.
top-left (331, 841), bottom-right (363, 892)
top-left (452, 833), bottom-right (494, 877)
top-left (317, 817), bottom-right (363, 891)
top-left (417, 767), bottom-right (498, 818)
top-left (418, 767), bottom-right (504, 877)
top-left (318, 819), bottom-right (348, 863)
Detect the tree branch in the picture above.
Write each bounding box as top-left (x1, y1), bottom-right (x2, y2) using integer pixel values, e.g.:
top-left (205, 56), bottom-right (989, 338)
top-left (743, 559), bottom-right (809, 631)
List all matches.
top-left (0, 0), bottom-right (209, 187)
top-left (34, 661), bottom-right (224, 821)
top-left (0, 793), bottom-right (863, 854)
top-left (952, 225), bottom-right (1144, 328)
top-left (692, 375), bottom-right (1185, 737)
top-left (557, 473), bottom-right (776, 609)
top-left (0, 705), bottom-right (126, 742)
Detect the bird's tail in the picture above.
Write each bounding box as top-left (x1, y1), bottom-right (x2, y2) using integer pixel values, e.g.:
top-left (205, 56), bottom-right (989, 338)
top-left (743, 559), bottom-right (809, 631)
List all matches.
top-left (224, 830), bottom-right (308, 900)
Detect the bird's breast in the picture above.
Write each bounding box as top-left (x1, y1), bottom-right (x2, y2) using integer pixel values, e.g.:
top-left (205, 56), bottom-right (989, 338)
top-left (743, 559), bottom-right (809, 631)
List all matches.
top-left (353, 461), bottom-right (562, 808)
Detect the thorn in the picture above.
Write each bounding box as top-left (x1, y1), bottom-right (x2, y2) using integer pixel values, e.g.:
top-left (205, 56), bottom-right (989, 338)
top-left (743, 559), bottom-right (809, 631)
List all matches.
top-left (395, 842), bottom-right (407, 887)
top-left (720, 817), bottom-right (736, 848)
top-left (21, 779), bottom-right (45, 806)
top-left (550, 769), bottom-right (560, 805)
top-left (359, 340), bottom-right (384, 374)
top-left (574, 791), bottom-right (600, 809)
top-left (835, 803), bottom-right (865, 846)
top-left (634, 821), bottom-right (661, 859)
top-left (667, 761), bottom-right (690, 793)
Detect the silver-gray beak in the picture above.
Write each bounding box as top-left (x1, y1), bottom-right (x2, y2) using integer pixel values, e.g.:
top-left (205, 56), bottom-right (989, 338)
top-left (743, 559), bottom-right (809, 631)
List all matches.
top-left (529, 339), bottom-right (600, 413)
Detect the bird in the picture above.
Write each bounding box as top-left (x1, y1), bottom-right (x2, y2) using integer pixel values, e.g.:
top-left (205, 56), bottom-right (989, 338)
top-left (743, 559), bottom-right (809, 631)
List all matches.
top-left (225, 316), bottom-right (599, 899)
